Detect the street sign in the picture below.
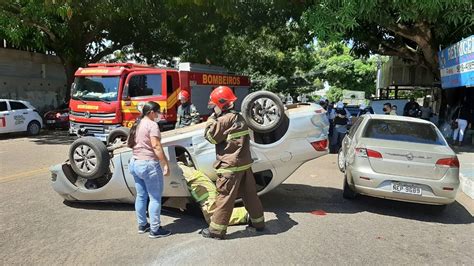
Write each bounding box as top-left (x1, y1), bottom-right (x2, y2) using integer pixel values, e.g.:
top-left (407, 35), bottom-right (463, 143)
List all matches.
top-left (438, 35), bottom-right (474, 89)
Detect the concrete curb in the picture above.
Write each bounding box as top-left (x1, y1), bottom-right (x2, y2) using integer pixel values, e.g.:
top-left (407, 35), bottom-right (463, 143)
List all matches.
top-left (460, 173), bottom-right (474, 200)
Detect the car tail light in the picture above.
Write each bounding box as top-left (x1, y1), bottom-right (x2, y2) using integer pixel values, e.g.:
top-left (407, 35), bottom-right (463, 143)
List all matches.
top-left (436, 157), bottom-right (459, 168)
top-left (311, 139), bottom-right (328, 151)
top-left (356, 148), bottom-right (383, 159)
top-left (55, 113), bottom-right (61, 118)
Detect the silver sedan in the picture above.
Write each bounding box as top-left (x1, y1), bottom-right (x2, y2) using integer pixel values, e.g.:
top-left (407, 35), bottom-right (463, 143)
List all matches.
top-left (338, 114), bottom-right (459, 206)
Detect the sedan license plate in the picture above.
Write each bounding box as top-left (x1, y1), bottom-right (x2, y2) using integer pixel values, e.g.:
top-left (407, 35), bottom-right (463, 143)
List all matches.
top-left (47, 120), bottom-right (56, 124)
top-left (392, 182), bottom-right (422, 195)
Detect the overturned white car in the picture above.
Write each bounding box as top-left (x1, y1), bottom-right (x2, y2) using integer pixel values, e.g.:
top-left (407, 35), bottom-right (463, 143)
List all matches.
top-left (50, 91), bottom-right (329, 203)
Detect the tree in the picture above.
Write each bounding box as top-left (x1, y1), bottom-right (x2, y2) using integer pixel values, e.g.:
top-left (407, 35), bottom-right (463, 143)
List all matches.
top-left (311, 42), bottom-right (378, 97)
top-left (0, 0), bottom-right (311, 97)
top-left (0, 0), bottom-right (182, 95)
top-left (304, 0), bottom-right (473, 79)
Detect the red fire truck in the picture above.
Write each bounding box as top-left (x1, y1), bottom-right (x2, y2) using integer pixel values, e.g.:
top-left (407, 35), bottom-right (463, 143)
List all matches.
top-left (69, 62), bottom-right (251, 143)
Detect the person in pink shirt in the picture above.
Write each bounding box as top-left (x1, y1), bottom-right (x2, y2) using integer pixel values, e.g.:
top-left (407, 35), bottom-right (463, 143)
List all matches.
top-left (127, 101), bottom-right (171, 238)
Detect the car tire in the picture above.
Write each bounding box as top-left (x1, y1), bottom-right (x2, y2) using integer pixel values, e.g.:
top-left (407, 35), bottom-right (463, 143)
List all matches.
top-left (241, 91), bottom-right (285, 133)
top-left (107, 127), bottom-right (130, 146)
top-left (27, 120), bottom-right (41, 136)
top-left (343, 175), bottom-right (357, 199)
top-left (337, 148), bottom-right (345, 173)
top-left (69, 137), bottom-right (110, 179)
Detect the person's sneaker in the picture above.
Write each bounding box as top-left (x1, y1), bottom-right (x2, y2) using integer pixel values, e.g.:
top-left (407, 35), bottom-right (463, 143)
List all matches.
top-left (200, 228), bottom-right (225, 240)
top-left (149, 227), bottom-right (171, 238)
top-left (138, 223), bottom-right (150, 234)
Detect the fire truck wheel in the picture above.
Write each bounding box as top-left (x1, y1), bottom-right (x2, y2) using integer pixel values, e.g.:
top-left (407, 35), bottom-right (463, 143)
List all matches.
top-left (241, 91), bottom-right (285, 133)
top-left (107, 127), bottom-right (130, 146)
top-left (69, 137), bottom-right (110, 180)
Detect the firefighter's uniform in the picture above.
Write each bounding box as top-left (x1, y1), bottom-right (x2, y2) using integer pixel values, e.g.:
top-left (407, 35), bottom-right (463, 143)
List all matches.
top-left (175, 102), bottom-right (200, 128)
top-left (177, 162), bottom-right (248, 225)
top-left (204, 110), bottom-right (265, 237)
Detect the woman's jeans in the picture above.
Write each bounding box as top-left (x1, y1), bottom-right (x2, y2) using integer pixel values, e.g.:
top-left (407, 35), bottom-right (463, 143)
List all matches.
top-left (453, 119), bottom-right (468, 142)
top-left (129, 159), bottom-right (164, 232)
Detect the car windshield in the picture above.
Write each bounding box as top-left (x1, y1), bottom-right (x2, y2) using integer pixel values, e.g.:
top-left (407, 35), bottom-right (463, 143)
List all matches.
top-left (362, 119), bottom-right (446, 145)
top-left (71, 76), bottom-right (120, 102)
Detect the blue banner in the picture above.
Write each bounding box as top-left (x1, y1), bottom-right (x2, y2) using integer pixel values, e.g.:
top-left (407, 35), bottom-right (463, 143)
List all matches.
top-left (438, 35), bottom-right (474, 89)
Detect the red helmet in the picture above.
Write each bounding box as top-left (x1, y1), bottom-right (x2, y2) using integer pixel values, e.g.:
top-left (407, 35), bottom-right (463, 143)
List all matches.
top-left (178, 90), bottom-right (190, 101)
top-left (208, 86), bottom-right (237, 109)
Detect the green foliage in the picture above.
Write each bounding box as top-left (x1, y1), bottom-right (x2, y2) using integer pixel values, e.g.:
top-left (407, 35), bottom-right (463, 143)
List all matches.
top-left (326, 86), bottom-right (343, 103)
top-left (303, 0), bottom-right (474, 78)
top-left (311, 42), bottom-right (378, 97)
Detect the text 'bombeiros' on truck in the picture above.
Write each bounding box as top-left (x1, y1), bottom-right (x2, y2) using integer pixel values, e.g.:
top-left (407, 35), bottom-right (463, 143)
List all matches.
top-left (68, 62), bottom-right (251, 144)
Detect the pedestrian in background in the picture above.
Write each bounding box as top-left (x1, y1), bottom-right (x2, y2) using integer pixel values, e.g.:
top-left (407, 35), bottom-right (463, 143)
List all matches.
top-left (452, 101), bottom-right (470, 146)
top-left (403, 97), bottom-right (420, 116)
top-left (383, 103), bottom-right (396, 115)
top-left (420, 102), bottom-right (433, 121)
top-left (329, 101), bottom-right (351, 153)
top-left (127, 101), bottom-right (171, 238)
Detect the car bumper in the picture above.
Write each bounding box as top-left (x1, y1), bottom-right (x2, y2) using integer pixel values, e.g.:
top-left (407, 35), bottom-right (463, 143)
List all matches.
top-left (348, 167), bottom-right (459, 205)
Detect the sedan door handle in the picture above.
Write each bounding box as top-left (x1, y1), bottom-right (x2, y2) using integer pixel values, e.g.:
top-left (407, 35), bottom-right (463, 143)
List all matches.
top-left (23, 112), bottom-right (28, 114)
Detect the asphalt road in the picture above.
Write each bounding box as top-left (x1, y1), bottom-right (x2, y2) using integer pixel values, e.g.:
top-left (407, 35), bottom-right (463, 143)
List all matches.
top-left (1, 131), bottom-right (473, 265)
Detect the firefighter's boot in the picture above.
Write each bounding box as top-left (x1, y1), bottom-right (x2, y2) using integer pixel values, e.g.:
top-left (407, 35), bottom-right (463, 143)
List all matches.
top-left (200, 228), bottom-right (225, 240)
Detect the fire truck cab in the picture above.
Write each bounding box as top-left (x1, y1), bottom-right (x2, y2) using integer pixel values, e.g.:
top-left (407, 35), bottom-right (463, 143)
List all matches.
top-left (69, 62), bottom-right (251, 142)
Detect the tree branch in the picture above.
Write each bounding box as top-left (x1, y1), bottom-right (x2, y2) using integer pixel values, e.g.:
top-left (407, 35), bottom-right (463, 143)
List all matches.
top-left (23, 21), bottom-right (58, 43)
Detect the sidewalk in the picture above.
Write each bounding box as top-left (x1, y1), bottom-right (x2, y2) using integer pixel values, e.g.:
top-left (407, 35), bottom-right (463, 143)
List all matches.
top-left (453, 145), bottom-right (474, 200)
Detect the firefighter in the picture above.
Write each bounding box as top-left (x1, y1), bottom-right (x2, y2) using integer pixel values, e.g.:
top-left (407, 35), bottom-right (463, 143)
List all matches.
top-left (177, 162), bottom-right (249, 226)
top-left (201, 86), bottom-right (265, 239)
top-left (175, 90), bottom-right (200, 128)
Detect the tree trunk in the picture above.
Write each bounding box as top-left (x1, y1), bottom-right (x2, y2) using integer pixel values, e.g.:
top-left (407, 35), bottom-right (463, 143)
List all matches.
top-left (60, 56), bottom-right (84, 101)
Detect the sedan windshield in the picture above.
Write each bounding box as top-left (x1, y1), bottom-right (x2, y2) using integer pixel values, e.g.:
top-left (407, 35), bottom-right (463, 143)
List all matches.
top-left (362, 119), bottom-right (446, 145)
top-left (71, 76), bottom-right (120, 102)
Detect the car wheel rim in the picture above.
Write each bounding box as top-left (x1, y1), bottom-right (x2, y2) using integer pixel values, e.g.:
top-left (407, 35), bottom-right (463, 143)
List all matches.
top-left (338, 151), bottom-right (345, 170)
top-left (250, 98), bottom-right (280, 127)
top-left (30, 124), bottom-right (40, 135)
top-left (73, 145), bottom-right (97, 173)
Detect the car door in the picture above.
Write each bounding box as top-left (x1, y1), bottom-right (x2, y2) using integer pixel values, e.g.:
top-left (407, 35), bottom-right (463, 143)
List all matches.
top-left (0, 100), bottom-right (14, 134)
top-left (8, 101), bottom-right (31, 132)
top-left (342, 116), bottom-right (364, 163)
top-left (120, 147), bottom-right (190, 198)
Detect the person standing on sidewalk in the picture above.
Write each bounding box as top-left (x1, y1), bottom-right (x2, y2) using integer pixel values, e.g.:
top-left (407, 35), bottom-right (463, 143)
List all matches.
top-left (127, 101), bottom-right (171, 238)
top-left (201, 86), bottom-right (265, 239)
top-left (452, 101), bottom-right (471, 146)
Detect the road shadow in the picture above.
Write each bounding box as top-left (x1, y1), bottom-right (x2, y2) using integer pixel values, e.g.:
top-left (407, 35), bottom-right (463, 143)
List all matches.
top-left (226, 212), bottom-right (298, 240)
top-left (64, 200), bottom-right (134, 211)
top-left (260, 183), bottom-right (473, 225)
top-left (0, 129), bottom-right (74, 145)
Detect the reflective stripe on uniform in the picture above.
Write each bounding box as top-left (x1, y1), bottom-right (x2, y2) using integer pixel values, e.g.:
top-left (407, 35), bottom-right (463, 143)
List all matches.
top-left (210, 221), bottom-right (227, 231)
top-left (250, 215), bottom-right (265, 223)
top-left (227, 129), bottom-right (249, 140)
top-left (206, 131), bottom-right (217, 144)
top-left (215, 163), bottom-right (252, 174)
top-left (191, 190), bottom-right (209, 203)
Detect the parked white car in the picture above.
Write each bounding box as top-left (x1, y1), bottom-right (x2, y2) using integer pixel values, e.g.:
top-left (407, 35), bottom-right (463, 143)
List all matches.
top-left (338, 114), bottom-right (459, 207)
top-left (50, 91), bottom-right (330, 203)
top-left (0, 99), bottom-right (43, 135)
